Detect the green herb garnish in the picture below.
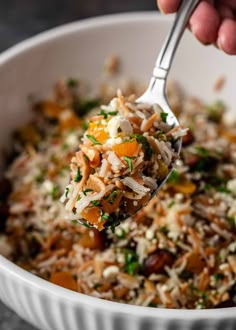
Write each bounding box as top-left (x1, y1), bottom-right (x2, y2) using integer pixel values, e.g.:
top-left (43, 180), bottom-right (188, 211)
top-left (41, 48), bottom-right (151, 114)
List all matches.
top-left (65, 187), bottom-right (70, 198)
top-left (206, 100), bottom-right (225, 123)
top-left (195, 147), bottom-right (209, 157)
top-left (100, 210), bottom-right (110, 221)
top-left (123, 249), bottom-right (141, 276)
top-left (61, 143), bottom-right (69, 151)
top-left (115, 228), bottom-right (127, 239)
top-left (74, 168), bottom-right (82, 182)
top-left (159, 226), bottom-right (168, 235)
top-left (131, 134), bottom-right (153, 160)
top-left (86, 134), bottom-right (102, 146)
top-left (100, 109), bottom-right (118, 119)
top-left (123, 156), bottom-right (135, 172)
top-left (167, 169), bottom-right (179, 184)
top-left (91, 200), bottom-right (101, 207)
top-left (227, 216), bottom-right (235, 227)
top-left (104, 190), bottom-right (119, 205)
top-left (161, 112), bottom-right (168, 123)
top-left (71, 219), bottom-right (78, 225)
top-left (83, 155), bottom-right (89, 163)
top-left (50, 185), bottom-right (60, 200)
top-left (83, 188), bottom-right (94, 196)
top-left (67, 78), bottom-right (78, 88)
top-left (214, 273), bottom-right (224, 282)
top-left (167, 200), bottom-right (175, 209)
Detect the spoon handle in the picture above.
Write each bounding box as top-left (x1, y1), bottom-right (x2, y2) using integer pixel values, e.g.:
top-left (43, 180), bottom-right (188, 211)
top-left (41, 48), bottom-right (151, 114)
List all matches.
top-left (153, 0), bottom-right (200, 81)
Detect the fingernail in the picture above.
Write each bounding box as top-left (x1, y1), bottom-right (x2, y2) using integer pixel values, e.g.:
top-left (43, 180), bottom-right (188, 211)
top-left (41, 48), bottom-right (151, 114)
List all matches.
top-left (217, 37), bottom-right (223, 50)
top-left (157, 1), bottom-right (164, 13)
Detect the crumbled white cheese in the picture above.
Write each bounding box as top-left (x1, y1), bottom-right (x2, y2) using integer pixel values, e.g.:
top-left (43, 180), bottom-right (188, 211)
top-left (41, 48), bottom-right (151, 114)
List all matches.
top-left (107, 115), bottom-right (133, 138)
top-left (227, 179), bottom-right (236, 196)
top-left (66, 133), bottom-right (78, 147)
top-left (145, 229), bottom-right (154, 240)
top-left (42, 180), bottom-right (54, 193)
top-left (103, 265), bottom-right (119, 279)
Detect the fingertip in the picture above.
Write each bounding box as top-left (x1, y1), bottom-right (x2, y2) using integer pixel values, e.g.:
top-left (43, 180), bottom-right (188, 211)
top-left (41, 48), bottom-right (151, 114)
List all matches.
top-left (189, 1), bottom-right (220, 45)
top-left (157, 0), bottom-right (182, 14)
top-left (217, 19), bottom-right (236, 55)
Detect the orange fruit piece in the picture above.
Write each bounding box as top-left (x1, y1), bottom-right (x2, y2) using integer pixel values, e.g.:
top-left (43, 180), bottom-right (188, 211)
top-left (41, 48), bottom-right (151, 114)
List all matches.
top-left (102, 191), bottom-right (122, 214)
top-left (81, 206), bottom-right (104, 231)
top-left (112, 140), bottom-right (139, 157)
top-left (87, 122), bottom-right (109, 143)
top-left (173, 180), bottom-right (196, 195)
top-left (36, 100), bottom-right (64, 118)
top-left (50, 272), bottom-right (77, 291)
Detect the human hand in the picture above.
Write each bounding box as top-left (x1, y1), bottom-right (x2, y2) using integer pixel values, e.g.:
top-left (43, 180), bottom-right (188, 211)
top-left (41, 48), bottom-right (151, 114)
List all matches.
top-left (157, 0), bottom-right (236, 55)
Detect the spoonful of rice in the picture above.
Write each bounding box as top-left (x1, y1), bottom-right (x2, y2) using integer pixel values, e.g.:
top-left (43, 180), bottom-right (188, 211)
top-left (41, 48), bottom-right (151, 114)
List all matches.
top-left (61, 0), bottom-right (199, 231)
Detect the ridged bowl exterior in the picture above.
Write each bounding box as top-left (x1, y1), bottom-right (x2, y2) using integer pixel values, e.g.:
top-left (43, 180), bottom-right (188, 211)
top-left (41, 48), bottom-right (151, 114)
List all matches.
top-left (1, 256), bottom-right (236, 330)
top-left (0, 13), bottom-right (236, 330)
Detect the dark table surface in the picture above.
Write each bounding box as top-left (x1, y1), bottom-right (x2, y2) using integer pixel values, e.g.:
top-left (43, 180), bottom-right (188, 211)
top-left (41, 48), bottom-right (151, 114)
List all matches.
top-left (0, 1), bottom-right (158, 329)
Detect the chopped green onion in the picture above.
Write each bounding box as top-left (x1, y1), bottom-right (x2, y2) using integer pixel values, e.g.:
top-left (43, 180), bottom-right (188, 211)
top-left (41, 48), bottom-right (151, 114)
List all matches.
top-left (65, 187), bottom-right (70, 198)
top-left (50, 185), bottom-right (60, 200)
top-left (167, 169), bottom-right (180, 184)
top-left (83, 188), bottom-right (94, 196)
top-left (91, 200), bottom-right (101, 207)
top-left (214, 273), bottom-right (224, 282)
top-left (86, 134), bottom-right (102, 146)
top-left (195, 147), bottom-right (209, 157)
top-left (123, 156), bottom-right (135, 172)
top-left (99, 109), bottom-right (118, 119)
top-left (67, 78), bottom-right (78, 88)
top-left (83, 155), bottom-right (89, 163)
top-left (131, 134), bottom-right (153, 160)
top-left (74, 168), bottom-right (82, 182)
top-left (161, 112), bottom-right (168, 123)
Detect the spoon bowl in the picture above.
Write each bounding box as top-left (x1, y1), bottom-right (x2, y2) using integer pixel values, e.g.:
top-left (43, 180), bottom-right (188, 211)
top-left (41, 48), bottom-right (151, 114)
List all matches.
top-left (66, 0), bottom-right (200, 229)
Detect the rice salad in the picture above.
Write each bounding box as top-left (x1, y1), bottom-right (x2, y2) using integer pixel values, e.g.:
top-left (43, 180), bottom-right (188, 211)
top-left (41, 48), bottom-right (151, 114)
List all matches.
top-left (61, 90), bottom-right (183, 230)
top-left (0, 76), bottom-right (236, 309)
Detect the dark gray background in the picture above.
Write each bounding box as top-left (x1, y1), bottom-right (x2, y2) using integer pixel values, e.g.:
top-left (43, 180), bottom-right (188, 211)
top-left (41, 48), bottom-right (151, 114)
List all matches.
top-left (0, 1), bottom-right (158, 329)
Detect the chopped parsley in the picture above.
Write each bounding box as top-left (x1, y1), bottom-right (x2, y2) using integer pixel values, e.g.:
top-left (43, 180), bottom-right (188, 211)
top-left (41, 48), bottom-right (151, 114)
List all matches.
top-left (65, 187), bottom-right (70, 198)
top-left (167, 200), bottom-right (175, 208)
top-left (67, 78), bottom-right (78, 88)
top-left (123, 156), bottom-right (135, 172)
top-left (131, 134), bottom-right (153, 160)
top-left (216, 186), bottom-right (232, 194)
top-left (159, 226), bottom-right (168, 235)
top-left (123, 249), bottom-right (141, 276)
top-left (71, 219), bottom-right (78, 225)
top-left (34, 170), bottom-right (45, 184)
top-left (99, 109), bottom-right (118, 119)
top-left (206, 100), bottom-right (225, 123)
top-left (115, 228), bottom-right (127, 239)
top-left (100, 210), bottom-right (110, 221)
top-left (104, 190), bottom-right (119, 205)
top-left (73, 99), bottom-right (100, 117)
top-left (214, 273), bottom-right (224, 282)
top-left (83, 155), bottom-right (89, 163)
top-left (160, 112), bottom-right (168, 123)
top-left (195, 147), bottom-right (209, 157)
top-left (227, 216), bottom-right (235, 227)
top-left (91, 200), bottom-right (101, 207)
top-left (50, 185), bottom-right (60, 200)
top-left (83, 188), bottom-right (94, 196)
top-left (74, 168), bottom-right (82, 182)
top-left (86, 135), bottom-right (102, 146)
top-left (167, 169), bottom-right (180, 184)
top-left (61, 143), bottom-right (69, 150)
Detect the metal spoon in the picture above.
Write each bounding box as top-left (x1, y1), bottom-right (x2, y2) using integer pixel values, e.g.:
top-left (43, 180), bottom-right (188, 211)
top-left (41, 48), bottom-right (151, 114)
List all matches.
top-left (77, 0), bottom-right (200, 229)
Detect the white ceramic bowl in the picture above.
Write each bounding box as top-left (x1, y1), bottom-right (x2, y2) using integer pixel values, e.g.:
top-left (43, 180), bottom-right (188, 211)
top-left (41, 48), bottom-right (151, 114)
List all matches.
top-left (0, 12), bottom-right (236, 330)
